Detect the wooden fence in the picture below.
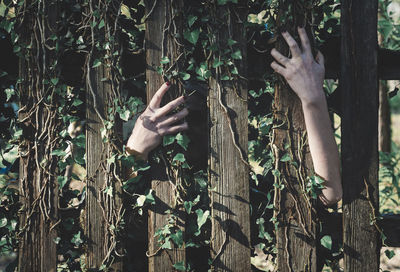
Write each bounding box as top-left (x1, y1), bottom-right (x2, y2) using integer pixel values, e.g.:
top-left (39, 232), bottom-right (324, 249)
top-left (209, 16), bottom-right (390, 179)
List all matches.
top-left (16, 0), bottom-right (400, 271)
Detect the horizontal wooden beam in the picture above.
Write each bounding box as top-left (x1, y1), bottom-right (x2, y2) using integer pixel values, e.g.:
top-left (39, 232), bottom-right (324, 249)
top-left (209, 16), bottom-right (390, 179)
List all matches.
top-left (323, 45), bottom-right (400, 80)
top-left (321, 213), bottom-right (400, 247)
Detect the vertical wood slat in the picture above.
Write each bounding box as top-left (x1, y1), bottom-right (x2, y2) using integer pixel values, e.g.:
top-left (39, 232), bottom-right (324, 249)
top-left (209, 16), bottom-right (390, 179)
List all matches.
top-left (85, 41), bottom-right (123, 271)
top-left (145, 1), bottom-right (186, 270)
top-left (273, 11), bottom-right (318, 272)
top-left (341, 0), bottom-right (380, 271)
top-left (18, 1), bottom-right (59, 271)
top-left (209, 4), bottom-right (251, 271)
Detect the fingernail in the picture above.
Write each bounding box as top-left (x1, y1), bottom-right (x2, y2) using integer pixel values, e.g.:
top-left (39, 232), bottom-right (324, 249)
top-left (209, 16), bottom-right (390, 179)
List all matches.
top-left (166, 81), bottom-right (171, 86)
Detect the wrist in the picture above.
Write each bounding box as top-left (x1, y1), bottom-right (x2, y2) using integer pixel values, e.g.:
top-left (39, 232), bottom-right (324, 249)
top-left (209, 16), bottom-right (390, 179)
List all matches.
top-left (300, 92), bottom-right (326, 110)
top-left (126, 139), bottom-right (148, 161)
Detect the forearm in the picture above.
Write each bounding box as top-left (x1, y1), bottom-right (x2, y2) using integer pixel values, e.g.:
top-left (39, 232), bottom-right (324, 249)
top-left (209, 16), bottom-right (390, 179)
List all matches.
top-left (302, 94), bottom-right (342, 206)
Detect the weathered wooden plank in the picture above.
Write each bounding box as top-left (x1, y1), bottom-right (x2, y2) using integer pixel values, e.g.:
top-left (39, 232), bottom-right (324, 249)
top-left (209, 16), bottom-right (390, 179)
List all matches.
top-left (341, 0), bottom-right (380, 271)
top-left (17, 1), bottom-right (59, 271)
top-left (324, 46), bottom-right (400, 80)
top-left (84, 3), bottom-right (124, 270)
top-left (145, 1), bottom-right (186, 270)
top-left (273, 4), bottom-right (318, 272)
top-left (208, 4), bottom-right (251, 271)
top-left (86, 65), bottom-right (123, 271)
top-left (320, 213), bottom-right (400, 247)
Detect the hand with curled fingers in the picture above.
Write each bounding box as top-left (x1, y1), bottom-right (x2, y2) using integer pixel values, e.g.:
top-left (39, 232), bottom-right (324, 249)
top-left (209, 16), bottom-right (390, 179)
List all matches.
top-left (270, 27), bottom-right (325, 106)
top-left (126, 82), bottom-right (188, 160)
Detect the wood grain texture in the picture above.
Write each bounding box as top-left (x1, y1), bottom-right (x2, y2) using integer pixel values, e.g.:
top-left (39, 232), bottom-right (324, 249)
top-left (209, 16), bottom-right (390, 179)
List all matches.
top-left (85, 61), bottom-right (124, 271)
top-left (273, 5), bottom-right (318, 272)
top-left (145, 1), bottom-right (186, 270)
top-left (17, 2), bottom-right (59, 271)
top-left (208, 4), bottom-right (251, 271)
top-left (341, 0), bottom-right (380, 271)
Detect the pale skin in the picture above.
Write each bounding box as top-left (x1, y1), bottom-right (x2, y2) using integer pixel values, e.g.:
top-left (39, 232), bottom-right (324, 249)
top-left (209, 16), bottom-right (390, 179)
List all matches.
top-left (127, 28), bottom-right (342, 206)
top-left (270, 27), bottom-right (342, 206)
top-left (126, 82), bottom-right (189, 160)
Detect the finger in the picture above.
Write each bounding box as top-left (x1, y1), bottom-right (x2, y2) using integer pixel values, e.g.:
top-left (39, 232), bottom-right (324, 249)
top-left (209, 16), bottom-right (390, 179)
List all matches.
top-left (158, 108), bottom-right (189, 127)
top-left (160, 122), bottom-right (189, 136)
top-left (298, 27), bottom-right (312, 55)
top-left (148, 82), bottom-right (171, 109)
top-left (155, 95), bottom-right (185, 118)
top-left (271, 48), bottom-right (290, 67)
top-left (282, 31), bottom-right (301, 57)
top-left (316, 50), bottom-right (325, 66)
top-left (270, 61), bottom-right (287, 77)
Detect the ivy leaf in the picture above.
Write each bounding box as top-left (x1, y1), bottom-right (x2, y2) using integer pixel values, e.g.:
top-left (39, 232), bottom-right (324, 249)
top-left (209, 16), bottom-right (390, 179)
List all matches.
top-left (217, 0), bottom-right (228, 5)
top-left (92, 59), bottom-right (102, 68)
top-left (212, 59), bottom-right (223, 68)
top-left (187, 15), bottom-right (198, 27)
top-left (98, 19), bottom-right (105, 29)
top-left (0, 218), bottom-right (7, 228)
top-left (320, 235), bottom-right (332, 250)
top-left (385, 249), bottom-right (395, 259)
top-left (161, 239), bottom-right (172, 249)
top-left (196, 209), bottom-right (209, 230)
top-left (171, 229), bottom-right (184, 247)
top-left (160, 56), bottom-right (170, 64)
top-left (163, 135), bottom-right (175, 146)
top-left (57, 176), bottom-right (68, 190)
top-left (231, 50), bottom-right (242, 60)
top-left (4, 88), bottom-right (14, 102)
top-left (176, 133), bottom-right (190, 150)
top-left (184, 29), bottom-right (200, 45)
top-left (173, 153), bottom-right (186, 163)
top-left (280, 153), bottom-right (291, 162)
top-left (227, 38), bottom-right (237, 46)
top-left (50, 78), bottom-right (59, 86)
top-left (71, 231), bottom-right (83, 247)
top-left (119, 109), bottom-right (131, 121)
top-left (72, 98), bottom-right (83, 107)
top-left (184, 201), bottom-right (193, 214)
top-left (173, 261), bottom-right (186, 271)
top-left (180, 72), bottom-right (191, 81)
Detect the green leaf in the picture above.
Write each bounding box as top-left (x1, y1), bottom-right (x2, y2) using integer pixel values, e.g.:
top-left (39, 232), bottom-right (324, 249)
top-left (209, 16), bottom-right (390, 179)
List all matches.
top-left (119, 109), bottom-right (131, 121)
top-left (71, 231), bottom-right (83, 246)
top-left (217, 0), bottom-right (227, 5)
top-left (4, 88), bottom-right (14, 102)
top-left (163, 135), bottom-right (175, 146)
top-left (57, 176), bottom-right (68, 190)
top-left (227, 39), bottom-right (237, 46)
top-left (3, 145), bottom-right (18, 164)
top-left (0, 218), bottom-right (7, 228)
top-left (184, 201), bottom-right (193, 214)
top-left (173, 261), bottom-right (186, 271)
top-left (231, 50), bottom-right (242, 60)
top-left (50, 78), bottom-right (59, 86)
top-left (160, 57), bottom-right (170, 64)
top-left (184, 29), bottom-right (200, 45)
top-left (161, 239), bottom-right (172, 249)
top-left (385, 249), bottom-right (395, 259)
top-left (196, 209), bottom-right (209, 229)
top-left (320, 235), bottom-right (332, 250)
top-left (176, 133), bottom-right (190, 150)
top-left (98, 19), bottom-right (105, 29)
top-left (180, 72), bottom-right (191, 81)
top-left (173, 153), bottom-right (186, 163)
top-left (280, 153), bottom-right (291, 162)
top-left (212, 59), bottom-right (223, 68)
top-left (92, 59), bottom-right (102, 68)
top-left (187, 15), bottom-right (198, 27)
top-left (72, 98), bottom-right (83, 107)
top-left (171, 230), bottom-right (184, 247)
top-left (51, 149), bottom-right (67, 157)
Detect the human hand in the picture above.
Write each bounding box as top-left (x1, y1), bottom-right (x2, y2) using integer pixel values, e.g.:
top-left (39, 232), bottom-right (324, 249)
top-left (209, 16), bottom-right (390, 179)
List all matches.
top-left (126, 82), bottom-right (188, 160)
top-left (270, 27), bottom-right (325, 106)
